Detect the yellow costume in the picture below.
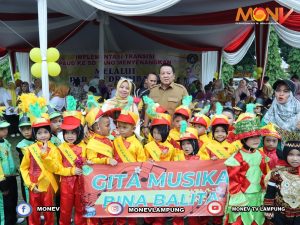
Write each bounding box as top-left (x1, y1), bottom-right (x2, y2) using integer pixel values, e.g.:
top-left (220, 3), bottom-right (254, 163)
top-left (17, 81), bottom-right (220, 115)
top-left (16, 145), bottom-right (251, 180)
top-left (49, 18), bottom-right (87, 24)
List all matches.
top-left (198, 139), bottom-right (236, 160)
top-left (144, 141), bottom-right (175, 161)
top-left (86, 133), bottom-right (114, 164)
top-left (168, 128), bottom-right (181, 149)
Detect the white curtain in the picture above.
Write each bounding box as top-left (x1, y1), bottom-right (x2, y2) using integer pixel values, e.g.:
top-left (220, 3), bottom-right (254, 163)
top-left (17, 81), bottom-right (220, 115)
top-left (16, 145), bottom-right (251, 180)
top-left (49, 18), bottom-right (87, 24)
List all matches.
top-left (273, 22), bottom-right (300, 48)
top-left (275, 0), bottom-right (300, 13)
top-left (81, 0), bottom-right (181, 16)
top-left (38, 0), bottom-right (50, 102)
top-left (15, 53), bottom-right (30, 83)
top-left (223, 31), bottom-right (255, 65)
top-left (201, 51), bottom-right (218, 86)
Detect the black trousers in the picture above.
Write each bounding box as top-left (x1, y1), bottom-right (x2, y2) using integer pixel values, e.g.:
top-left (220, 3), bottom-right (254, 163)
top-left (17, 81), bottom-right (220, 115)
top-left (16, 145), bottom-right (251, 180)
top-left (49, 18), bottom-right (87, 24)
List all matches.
top-left (3, 176), bottom-right (18, 225)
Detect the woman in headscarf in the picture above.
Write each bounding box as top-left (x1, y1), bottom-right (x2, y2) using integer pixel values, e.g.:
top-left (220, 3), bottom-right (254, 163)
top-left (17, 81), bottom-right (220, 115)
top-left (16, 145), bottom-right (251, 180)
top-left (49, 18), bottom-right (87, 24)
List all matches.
top-left (263, 79), bottom-right (300, 131)
top-left (49, 84), bottom-right (70, 112)
top-left (102, 78), bottom-right (140, 135)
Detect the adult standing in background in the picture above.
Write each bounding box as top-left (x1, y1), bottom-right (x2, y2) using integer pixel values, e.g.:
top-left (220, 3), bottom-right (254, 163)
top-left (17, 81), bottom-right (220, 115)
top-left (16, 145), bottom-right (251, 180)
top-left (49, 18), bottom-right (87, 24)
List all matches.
top-left (234, 78), bottom-right (250, 104)
top-left (263, 79), bottom-right (300, 131)
top-left (262, 76), bottom-right (273, 104)
top-left (143, 64), bottom-right (188, 136)
top-left (49, 85), bottom-right (70, 111)
top-left (98, 79), bottom-right (109, 100)
top-left (32, 78), bottom-right (42, 97)
top-left (136, 73), bottom-right (158, 98)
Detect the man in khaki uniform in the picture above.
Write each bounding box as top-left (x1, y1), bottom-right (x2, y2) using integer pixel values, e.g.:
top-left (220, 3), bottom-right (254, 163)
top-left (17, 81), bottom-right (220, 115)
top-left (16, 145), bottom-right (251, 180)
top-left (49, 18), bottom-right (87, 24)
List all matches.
top-left (262, 76), bottom-right (273, 103)
top-left (143, 63), bottom-right (188, 136)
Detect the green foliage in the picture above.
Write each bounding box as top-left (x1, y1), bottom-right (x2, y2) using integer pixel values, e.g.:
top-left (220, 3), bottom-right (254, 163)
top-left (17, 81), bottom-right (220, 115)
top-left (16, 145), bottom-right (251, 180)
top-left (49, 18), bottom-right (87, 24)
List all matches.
top-left (278, 39), bottom-right (291, 62)
top-left (0, 55), bottom-right (13, 85)
top-left (287, 48), bottom-right (300, 76)
top-left (221, 61), bottom-right (234, 85)
top-left (265, 28), bottom-right (288, 85)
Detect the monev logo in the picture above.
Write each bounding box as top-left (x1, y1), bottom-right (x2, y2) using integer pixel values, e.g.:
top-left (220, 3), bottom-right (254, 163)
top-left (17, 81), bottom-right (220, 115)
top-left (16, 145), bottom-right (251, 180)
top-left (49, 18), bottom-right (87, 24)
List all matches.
top-left (235, 7), bottom-right (293, 24)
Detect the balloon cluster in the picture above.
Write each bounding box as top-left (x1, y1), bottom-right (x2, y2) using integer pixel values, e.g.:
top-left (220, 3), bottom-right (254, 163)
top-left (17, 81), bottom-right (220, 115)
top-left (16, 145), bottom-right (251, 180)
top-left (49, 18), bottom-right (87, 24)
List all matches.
top-left (252, 66), bottom-right (263, 79)
top-left (29, 47), bottom-right (61, 78)
top-left (14, 72), bottom-right (20, 81)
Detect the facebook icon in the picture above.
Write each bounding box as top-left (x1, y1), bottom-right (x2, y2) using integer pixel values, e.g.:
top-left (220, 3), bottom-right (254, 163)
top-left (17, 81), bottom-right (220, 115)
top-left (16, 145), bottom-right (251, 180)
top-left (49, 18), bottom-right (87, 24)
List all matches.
top-left (16, 202), bottom-right (32, 217)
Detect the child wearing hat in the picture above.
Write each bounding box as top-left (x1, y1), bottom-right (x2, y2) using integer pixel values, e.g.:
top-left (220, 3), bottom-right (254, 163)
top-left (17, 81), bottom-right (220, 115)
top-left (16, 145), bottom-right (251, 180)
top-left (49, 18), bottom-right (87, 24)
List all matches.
top-left (42, 96), bottom-right (87, 225)
top-left (190, 105), bottom-right (211, 149)
top-left (47, 105), bottom-right (63, 147)
top-left (85, 95), bottom-right (117, 225)
top-left (113, 109), bottom-right (146, 225)
top-left (173, 123), bottom-right (206, 225)
top-left (264, 131), bottom-right (300, 224)
top-left (143, 97), bottom-right (174, 225)
top-left (260, 123), bottom-right (281, 170)
top-left (224, 113), bottom-right (269, 225)
top-left (0, 107), bottom-right (19, 224)
top-left (169, 96), bottom-right (193, 149)
top-left (20, 102), bottom-right (59, 225)
top-left (198, 102), bottom-right (236, 161)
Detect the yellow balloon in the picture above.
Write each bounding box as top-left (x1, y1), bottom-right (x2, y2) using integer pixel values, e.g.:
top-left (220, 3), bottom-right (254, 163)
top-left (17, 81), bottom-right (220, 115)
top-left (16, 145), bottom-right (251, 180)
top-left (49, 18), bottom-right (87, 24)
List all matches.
top-left (29, 48), bottom-right (42, 63)
top-left (48, 62), bottom-right (61, 77)
top-left (47, 48), bottom-right (60, 62)
top-left (256, 67), bottom-right (263, 74)
top-left (214, 72), bottom-right (219, 79)
top-left (31, 63), bottom-right (42, 78)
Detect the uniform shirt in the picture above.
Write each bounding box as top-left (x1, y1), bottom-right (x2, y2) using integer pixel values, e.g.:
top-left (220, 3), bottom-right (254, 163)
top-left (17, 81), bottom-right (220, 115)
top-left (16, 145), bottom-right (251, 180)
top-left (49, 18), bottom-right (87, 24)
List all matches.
top-left (0, 139), bottom-right (17, 175)
top-left (149, 82), bottom-right (188, 116)
top-left (144, 140), bottom-right (175, 161)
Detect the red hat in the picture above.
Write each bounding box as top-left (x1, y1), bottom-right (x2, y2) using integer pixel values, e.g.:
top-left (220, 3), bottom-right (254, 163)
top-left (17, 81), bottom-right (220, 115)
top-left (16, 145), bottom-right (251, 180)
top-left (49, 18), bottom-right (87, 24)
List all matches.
top-left (117, 111), bottom-right (139, 125)
top-left (174, 95), bottom-right (193, 120)
top-left (61, 116), bottom-right (81, 130)
top-left (190, 114), bottom-right (211, 129)
top-left (151, 113), bottom-right (171, 126)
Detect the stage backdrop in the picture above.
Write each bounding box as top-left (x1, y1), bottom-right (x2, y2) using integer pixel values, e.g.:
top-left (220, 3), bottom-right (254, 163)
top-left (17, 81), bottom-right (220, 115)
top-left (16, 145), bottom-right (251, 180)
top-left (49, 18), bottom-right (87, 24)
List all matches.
top-left (54, 52), bottom-right (201, 86)
top-left (82, 160), bottom-right (228, 218)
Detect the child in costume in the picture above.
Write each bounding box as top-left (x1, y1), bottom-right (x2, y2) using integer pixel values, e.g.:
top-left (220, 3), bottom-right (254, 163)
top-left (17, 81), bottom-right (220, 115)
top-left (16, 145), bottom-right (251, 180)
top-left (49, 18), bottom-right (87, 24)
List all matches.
top-left (198, 102), bottom-right (236, 161)
top-left (190, 105), bottom-right (211, 149)
top-left (16, 93), bottom-right (38, 203)
top-left (43, 96), bottom-right (87, 225)
top-left (47, 105), bottom-right (63, 147)
top-left (169, 96), bottom-right (192, 149)
top-left (260, 123), bottom-right (281, 170)
top-left (224, 113), bottom-right (269, 225)
top-left (20, 102), bottom-right (59, 225)
top-left (174, 123), bottom-right (207, 225)
top-left (143, 96), bottom-right (175, 162)
top-left (85, 95), bottom-right (117, 225)
top-left (264, 130), bottom-right (300, 225)
top-left (143, 97), bottom-right (174, 225)
top-left (0, 107), bottom-right (18, 225)
top-left (113, 110), bottom-right (146, 225)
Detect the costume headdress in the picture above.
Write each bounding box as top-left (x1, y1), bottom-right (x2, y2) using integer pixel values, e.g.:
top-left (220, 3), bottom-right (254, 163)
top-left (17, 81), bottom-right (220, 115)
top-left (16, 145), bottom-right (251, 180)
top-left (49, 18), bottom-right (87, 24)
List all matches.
top-left (233, 104), bottom-right (261, 140)
top-left (190, 104), bottom-right (211, 129)
top-left (174, 95), bottom-right (193, 119)
top-left (179, 120), bottom-right (198, 141)
top-left (28, 102), bottom-right (50, 128)
top-left (0, 107), bottom-right (10, 128)
top-left (143, 96), bottom-right (171, 126)
top-left (61, 96), bottom-right (82, 130)
top-left (260, 123), bottom-right (281, 139)
top-left (211, 102), bottom-right (229, 126)
top-left (116, 96), bottom-right (139, 125)
top-left (85, 95), bottom-right (107, 128)
top-left (276, 127), bottom-right (300, 161)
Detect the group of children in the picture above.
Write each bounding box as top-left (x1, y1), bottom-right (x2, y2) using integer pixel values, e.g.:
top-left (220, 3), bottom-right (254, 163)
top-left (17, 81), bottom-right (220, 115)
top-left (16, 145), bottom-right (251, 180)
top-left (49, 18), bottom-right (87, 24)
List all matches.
top-left (0, 80), bottom-right (299, 225)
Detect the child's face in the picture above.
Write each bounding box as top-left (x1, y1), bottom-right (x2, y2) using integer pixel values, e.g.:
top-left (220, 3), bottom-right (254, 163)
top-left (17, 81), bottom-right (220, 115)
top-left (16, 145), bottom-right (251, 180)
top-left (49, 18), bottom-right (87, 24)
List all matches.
top-left (50, 116), bottom-right (62, 134)
top-left (287, 149), bottom-right (300, 168)
top-left (36, 128), bottom-right (51, 142)
top-left (173, 116), bottom-right (185, 130)
top-left (213, 126), bottom-right (227, 143)
top-left (193, 124), bottom-right (206, 136)
top-left (20, 126), bottom-right (32, 139)
top-left (64, 130), bottom-right (77, 144)
top-left (152, 127), bottom-right (162, 142)
top-left (264, 136), bottom-right (278, 150)
top-left (254, 106), bottom-right (262, 114)
top-left (117, 122), bottom-right (134, 138)
top-left (245, 135), bottom-right (261, 149)
top-left (0, 128), bottom-right (8, 139)
top-left (181, 140), bottom-right (194, 156)
top-left (92, 117), bottom-right (110, 136)
top-left (222, 111), bottom-right (234, 126)
top-left (234, 110), bottom-right (241, 116)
